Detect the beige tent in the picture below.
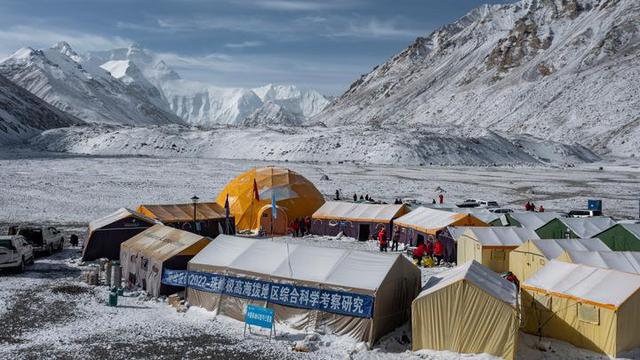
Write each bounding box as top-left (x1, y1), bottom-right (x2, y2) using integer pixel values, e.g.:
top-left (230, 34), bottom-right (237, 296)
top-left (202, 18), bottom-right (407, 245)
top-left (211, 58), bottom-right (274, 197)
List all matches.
top-left (522, 260), bottom-right (640, 357)
top-left (412, 261), bottom-right (519, 360)
top-left (120, 224), bottom-right (211, 297)
top-left (457, 227), bottom-right (539, 273)
top-left (557, 250), bottom-right (640, 274)
top-left (509, 238), bottom-right (610, 281)
top-left (186, 235), bottom-right (420, 346)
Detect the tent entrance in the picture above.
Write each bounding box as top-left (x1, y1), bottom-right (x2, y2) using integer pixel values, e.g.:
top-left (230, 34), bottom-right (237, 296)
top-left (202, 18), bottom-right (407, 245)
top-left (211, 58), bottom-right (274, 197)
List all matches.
top-left (358, 224), bottom-right (370, 241)
top-left (260, 207), bottom-right (288, 235)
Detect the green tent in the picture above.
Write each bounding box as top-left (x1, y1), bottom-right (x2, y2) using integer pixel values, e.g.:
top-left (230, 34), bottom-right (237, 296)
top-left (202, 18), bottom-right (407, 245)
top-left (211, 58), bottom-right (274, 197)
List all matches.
top-left (536, 217), bottom-right (616, 240)
top-left (501, 212), bottom-right (563, 230)
top-left (593, 224), bottom-right (640, 251)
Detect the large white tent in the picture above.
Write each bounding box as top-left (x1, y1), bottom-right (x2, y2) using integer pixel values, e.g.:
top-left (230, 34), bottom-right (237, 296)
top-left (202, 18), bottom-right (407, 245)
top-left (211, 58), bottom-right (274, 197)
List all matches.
top-left (185, 235), bottom-right (420, 345)
top-left (558, 250), bottom-right (640, 274)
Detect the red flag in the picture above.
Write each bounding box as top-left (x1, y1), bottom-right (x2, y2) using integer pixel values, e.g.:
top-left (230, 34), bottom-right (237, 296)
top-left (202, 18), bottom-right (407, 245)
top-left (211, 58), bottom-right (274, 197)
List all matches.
top-left (253, 179), bottom-right (260, 201)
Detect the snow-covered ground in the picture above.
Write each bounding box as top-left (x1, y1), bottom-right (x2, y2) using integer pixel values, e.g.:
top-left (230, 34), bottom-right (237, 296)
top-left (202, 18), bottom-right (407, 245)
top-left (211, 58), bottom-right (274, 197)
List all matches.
top-left (0, 152), bottom-right (639, 225)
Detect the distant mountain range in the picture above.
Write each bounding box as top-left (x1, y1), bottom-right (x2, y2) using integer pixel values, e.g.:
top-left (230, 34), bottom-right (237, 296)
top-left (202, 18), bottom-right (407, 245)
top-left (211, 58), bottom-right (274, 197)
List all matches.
top-left (0, 42), bottom-right (331, 129)
top-left (1, 0), bottom-right (638, 165)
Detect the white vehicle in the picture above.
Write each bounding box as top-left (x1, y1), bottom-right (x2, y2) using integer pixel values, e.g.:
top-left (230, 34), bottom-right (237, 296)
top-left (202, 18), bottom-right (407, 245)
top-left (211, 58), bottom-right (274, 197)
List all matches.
top-left (477, 200), bottom-right (500, 208)
top-left (8, 226), bottom-right (64, 254)
top-left (568, 209), bottom-right (603, 218)
top-left (0, 235), bottom-right (34, 272)
top-left (489, 208), bottom-right (513, 214)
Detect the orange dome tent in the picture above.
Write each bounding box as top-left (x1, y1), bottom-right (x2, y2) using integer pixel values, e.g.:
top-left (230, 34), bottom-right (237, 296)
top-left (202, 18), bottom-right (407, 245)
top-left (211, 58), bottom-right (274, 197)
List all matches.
top-left (216, 167), bottom-right (325, 234)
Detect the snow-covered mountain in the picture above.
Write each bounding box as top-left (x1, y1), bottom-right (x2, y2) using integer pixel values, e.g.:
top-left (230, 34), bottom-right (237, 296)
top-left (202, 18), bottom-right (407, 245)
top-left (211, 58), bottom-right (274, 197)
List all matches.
top-left (313, 0), bottom-right (640, 158)
top-left (85, 44), bottom-right (331, 127)
top-left (0, 42), bottom-right (182, 126)
top-left (0, 73), bottom-right (83, 144)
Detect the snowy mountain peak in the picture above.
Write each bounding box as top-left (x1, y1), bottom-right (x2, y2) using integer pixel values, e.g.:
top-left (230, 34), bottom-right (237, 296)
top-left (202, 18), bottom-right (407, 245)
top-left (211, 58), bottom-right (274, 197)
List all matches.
top-left (315, 0), bottom-right (640, 157)
top-left (152, 60), bottom-right (180, 81)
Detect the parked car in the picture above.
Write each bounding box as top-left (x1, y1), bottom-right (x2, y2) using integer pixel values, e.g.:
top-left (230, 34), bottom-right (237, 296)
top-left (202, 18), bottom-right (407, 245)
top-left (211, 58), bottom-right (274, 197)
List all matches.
top-left (8, 226), bottom-right (64, 254)
top-left (489, 208), bottom-right (513, 214)
top-left (568, 209), bottom-right (603, 218)
top-left (477, 201), bottom-right (500, 208)
top-left (456, 199), bottom-right (480, 208)
top-left (0, 235), bottom-right (34, 272)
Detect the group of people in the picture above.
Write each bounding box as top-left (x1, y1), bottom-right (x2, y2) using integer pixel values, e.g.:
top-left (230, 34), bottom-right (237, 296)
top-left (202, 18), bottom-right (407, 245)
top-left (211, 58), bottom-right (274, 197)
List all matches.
top-left (377, 226), bottom-right (400, 252)
top-left (290, 217), bottom-right (311, 237)
top-left (412, 238), bottom-right (444, 267)
top-left (353, 193), bottom-right (374, 202)
top-left (524, 201), bottom-right (544, 212)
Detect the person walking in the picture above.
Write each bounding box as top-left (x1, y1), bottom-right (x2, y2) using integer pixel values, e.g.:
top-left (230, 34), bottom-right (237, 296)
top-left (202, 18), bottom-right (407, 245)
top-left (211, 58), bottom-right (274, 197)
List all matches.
top-left (433, 238), bottom-right (444, 265)
top-left (438, 193), bottom-right (444, 204)
top-left (292, 219), bottom-right (299, 237)
top-left (353, 193), bottom-right (358, 202)
top-left (378, 228), bottom-right (387, 252)
top-left (391, 226), bottom-right (400, 251)
top-left (299, 218), bottom-right (306, 237)
top-left (538, 205), bottom-right (545, 212)
top-left (304, 216), bottom-right (311, 235)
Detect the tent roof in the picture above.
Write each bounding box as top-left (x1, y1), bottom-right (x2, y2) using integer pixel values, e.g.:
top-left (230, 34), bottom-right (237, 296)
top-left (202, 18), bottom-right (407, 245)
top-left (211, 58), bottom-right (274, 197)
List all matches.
top-left (563, 251), bottom-right (640, 274)
top-left (417, 261), bottom-right (517, 307)
top-left (312, 201), bottom-right (408, 223)
top-left (529, 238), bottom-right (610, 259)
top-left (620, 224), bottom-right (640, 239)
top-left (460, 227), bottom-right (539, 247)
top-left (523, 260), bottom-right (640, 308)
top-left (558, 217), bottom-right (616, 238)
top-left (394, 207), bottom-right (483, 234)
top-left (446, 226), bottom-right (467, 243)
top-left (189, 235), bottom-right (401, 291)
top-left (89, 207), bottom-right (158, 233)
top-left (456, 208), bottom-right (499, 224)
top-left (138, 202), bottom-right (227, 222)
top-left (121, 224), bottom-right (210, 262)
top-left (507, 212), bottom-right (563, 230)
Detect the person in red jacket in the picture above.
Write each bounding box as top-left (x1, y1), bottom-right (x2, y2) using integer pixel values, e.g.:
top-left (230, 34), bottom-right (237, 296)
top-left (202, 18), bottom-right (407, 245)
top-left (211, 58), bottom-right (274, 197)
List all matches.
top-left (433, 239), bottom-right (444, 265)
top-left (291, 220), bottom-right (299, 237)
top-left (304, 216), bottom-right (311, 235)
top-left (378, 228), bottom-right (387, 252)
top-left (412, 243), bottom-right (425, 266)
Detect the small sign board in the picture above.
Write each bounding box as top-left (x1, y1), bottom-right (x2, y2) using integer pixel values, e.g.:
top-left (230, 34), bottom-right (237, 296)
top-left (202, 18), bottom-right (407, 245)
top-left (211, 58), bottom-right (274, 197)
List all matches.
top-left (244, 304), bottom-right (275, 339)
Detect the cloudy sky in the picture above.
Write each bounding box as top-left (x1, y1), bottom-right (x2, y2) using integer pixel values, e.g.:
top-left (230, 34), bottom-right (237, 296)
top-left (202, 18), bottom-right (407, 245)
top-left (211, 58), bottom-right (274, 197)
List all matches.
top-left (0, 0), bottom-right (515, 94)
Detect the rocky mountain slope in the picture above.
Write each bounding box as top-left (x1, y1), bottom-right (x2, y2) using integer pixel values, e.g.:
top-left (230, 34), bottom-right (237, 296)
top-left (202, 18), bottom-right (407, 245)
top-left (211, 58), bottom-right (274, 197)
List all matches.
top-left (0, 73), bottom-right (83, 144)
top-left (313, 0), bottom-right (640, 158)
top-left (0, 42), bottom-right (182, 126)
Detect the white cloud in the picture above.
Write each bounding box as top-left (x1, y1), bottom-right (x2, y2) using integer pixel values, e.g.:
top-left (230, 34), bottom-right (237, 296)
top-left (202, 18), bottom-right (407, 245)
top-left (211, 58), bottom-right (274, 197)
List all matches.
top-left (329, 18), bottom-right (422, 39)
top-left (235, 0), bottom-right (361, 11)
top-left (224, 41), bottom-right (264, 48)
top-left (0, 25), bottom-right (131, 59)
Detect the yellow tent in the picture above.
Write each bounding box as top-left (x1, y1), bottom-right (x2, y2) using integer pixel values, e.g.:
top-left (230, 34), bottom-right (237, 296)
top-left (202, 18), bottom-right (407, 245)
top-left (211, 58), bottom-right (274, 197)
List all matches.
top-left (216, 166), bottom-right (325, 233)
top-left (509, 238), bottom-right (610, 282)
top-left (457, 227), bottom-right (539, 273)
top-left (522, 260), bottom-right (640, 357)
top-left (412, 261), bottom-right (519, 360)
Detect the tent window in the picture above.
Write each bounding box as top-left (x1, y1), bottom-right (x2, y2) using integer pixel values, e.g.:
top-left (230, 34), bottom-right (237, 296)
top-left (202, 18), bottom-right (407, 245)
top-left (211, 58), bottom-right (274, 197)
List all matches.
top-left (475, 244), bottom-right (481, 250)
top-left (491, 250), bottom-right (506, 261)
top-left (539, 259), bottom-right (545, 266)
top-left (533, 293), bottom-right (551, 308)
top-left (578, 303), bottom-right (600, 325)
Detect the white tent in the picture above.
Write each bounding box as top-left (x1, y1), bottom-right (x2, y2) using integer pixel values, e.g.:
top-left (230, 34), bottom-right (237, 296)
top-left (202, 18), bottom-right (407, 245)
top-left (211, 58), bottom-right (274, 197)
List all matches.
top-left (186, 235), bottom-right (420, 345)
top-left (558, 250), bottom-right (640, 274)
top-left (312, 201), bottom-right (407, 223)
top-left (457, 227), bottom-right (539, 273)
top-left (560, 217), bottom-right (617, 238)
top-left (506, 212), bottom-right (563, 230)
top-left (529, 238), bottom-right (610, 259)
top-left (412, 261), bottom-right (518, 359)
